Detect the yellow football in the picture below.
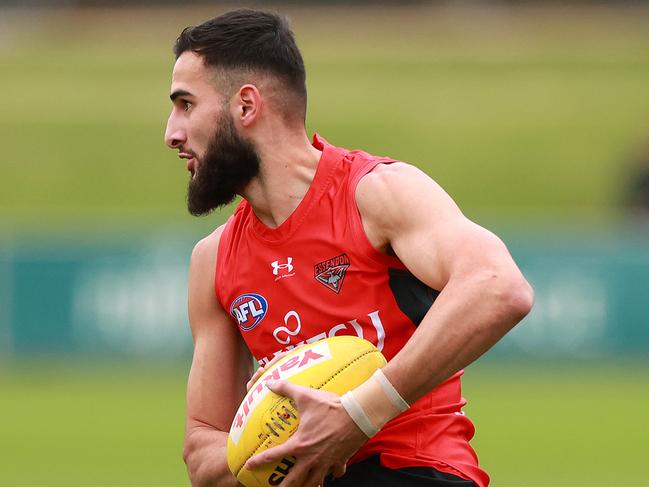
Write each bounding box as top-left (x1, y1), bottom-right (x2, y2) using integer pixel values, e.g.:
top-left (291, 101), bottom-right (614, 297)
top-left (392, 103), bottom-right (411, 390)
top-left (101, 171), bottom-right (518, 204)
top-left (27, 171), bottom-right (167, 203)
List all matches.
top-left (226, 335), bottom-right (387, 487)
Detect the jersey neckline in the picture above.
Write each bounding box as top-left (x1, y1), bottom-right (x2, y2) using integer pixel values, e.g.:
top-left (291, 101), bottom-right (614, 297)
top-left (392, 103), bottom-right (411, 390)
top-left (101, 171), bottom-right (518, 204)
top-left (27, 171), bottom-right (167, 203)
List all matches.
top-left (248, 133), bottom-right (342, 244)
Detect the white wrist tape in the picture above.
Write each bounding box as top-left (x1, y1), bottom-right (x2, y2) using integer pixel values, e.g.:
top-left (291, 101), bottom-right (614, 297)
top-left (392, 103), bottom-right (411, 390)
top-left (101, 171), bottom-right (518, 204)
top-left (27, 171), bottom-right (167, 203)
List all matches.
top-left (373, 368), bottom-right (410, 412)
top-left (340, 368), bottom-right (410, 439)
top-left (340, 390), bottom-right (379, 438)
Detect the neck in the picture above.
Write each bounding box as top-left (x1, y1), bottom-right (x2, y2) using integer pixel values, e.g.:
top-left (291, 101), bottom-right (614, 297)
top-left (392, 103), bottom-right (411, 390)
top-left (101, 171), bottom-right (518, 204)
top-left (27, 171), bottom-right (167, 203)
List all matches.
top-left (242, 129), bottom-right (322, 228)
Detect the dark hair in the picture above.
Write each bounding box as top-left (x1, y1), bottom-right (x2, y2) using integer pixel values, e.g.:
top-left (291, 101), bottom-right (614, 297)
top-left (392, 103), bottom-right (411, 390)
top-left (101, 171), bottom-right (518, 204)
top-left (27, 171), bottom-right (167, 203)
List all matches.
top-left (174, 9), bottom-right (306, 117)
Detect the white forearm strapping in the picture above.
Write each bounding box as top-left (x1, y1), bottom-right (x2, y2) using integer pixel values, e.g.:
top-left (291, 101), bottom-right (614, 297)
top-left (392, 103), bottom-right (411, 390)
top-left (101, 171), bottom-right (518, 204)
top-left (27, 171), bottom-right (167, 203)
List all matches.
top-left (340, 368), bottom-right (410, 438)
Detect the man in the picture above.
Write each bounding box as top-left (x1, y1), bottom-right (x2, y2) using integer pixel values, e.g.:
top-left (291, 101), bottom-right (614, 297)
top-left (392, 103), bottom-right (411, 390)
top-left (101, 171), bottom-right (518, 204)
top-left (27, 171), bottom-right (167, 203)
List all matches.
top-left (165, 8), bottom-right (533, 487)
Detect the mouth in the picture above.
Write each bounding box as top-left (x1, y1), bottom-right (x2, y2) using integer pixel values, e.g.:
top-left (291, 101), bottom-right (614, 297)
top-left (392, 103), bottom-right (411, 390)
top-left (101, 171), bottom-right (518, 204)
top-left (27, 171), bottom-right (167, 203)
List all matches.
top-left (179, 152), bottom-right (197, 178)
top-left (186, 157), bottom-right (196, 177)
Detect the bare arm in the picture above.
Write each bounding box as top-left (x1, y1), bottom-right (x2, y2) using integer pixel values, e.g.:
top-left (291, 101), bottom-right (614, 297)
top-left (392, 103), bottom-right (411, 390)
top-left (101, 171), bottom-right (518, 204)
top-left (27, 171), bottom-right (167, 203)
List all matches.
top-left (183, 228), bottom-right (253, 487)
top-left (357, 162), bottom-right (534, 402)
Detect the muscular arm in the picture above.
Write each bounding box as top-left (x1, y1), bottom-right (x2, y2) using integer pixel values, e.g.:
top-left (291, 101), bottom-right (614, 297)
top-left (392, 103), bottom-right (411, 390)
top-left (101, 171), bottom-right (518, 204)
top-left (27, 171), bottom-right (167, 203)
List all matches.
top-left (357, 162), bottom-right (534, 403)
top-left (245, 161), bottom-right (533, 486)
top-left (183, 228), bottom-right (253, 487)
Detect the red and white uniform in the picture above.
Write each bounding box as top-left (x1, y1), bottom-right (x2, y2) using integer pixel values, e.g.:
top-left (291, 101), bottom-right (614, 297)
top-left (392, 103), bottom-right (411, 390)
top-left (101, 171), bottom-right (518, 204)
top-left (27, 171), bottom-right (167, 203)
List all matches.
top-left (215, 134), bottom-right (489, 486)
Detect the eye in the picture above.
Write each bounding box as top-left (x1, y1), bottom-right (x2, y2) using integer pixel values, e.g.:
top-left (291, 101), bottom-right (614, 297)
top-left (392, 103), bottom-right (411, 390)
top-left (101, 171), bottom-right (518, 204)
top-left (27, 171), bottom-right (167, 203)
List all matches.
top-left (183, 100), bottom-right (193, 112)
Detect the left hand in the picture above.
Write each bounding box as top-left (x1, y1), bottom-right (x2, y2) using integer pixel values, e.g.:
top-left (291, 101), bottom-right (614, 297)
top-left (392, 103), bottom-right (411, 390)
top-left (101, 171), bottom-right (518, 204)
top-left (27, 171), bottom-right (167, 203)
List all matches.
top-left (244, 379), bottom-right (369, 486)
top-left (246, 352), bottom-right (288, 391)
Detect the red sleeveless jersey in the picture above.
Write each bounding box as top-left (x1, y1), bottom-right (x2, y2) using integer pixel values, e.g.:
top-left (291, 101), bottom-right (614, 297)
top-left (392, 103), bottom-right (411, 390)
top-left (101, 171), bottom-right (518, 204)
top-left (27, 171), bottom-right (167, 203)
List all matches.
top-left (215, 134), bottom-right (489, 486)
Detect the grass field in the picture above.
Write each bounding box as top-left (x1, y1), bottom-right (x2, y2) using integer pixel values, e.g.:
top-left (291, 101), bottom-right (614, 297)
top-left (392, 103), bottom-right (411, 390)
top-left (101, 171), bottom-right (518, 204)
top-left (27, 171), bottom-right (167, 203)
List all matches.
top-left (1, 361), bottom-right (647, 486)
top-left (2, 4), bottom-right (649, 236)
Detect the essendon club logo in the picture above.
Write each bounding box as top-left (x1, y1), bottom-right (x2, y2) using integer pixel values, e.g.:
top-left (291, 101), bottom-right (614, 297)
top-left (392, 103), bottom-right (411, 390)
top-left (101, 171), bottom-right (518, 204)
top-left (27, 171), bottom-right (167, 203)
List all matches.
top-left (314, 253), bottom-right (350, 294)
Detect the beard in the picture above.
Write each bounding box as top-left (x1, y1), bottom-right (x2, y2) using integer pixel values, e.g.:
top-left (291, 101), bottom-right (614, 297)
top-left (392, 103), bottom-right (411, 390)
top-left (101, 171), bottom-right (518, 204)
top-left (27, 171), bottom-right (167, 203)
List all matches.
top-left (186, 111), bottom-right (261, 216)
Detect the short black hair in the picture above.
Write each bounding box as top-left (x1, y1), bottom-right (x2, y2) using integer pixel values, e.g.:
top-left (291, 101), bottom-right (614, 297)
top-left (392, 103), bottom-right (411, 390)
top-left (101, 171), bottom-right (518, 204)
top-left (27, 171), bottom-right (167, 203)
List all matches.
top-left (174, 9), bottom-right (306, 118)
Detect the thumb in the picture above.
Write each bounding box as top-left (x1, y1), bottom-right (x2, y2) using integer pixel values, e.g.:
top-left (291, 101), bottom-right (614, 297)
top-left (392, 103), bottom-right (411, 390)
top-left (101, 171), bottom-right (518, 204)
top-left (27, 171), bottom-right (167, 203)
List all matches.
top-left (266, 379), bottom-right (309, 403)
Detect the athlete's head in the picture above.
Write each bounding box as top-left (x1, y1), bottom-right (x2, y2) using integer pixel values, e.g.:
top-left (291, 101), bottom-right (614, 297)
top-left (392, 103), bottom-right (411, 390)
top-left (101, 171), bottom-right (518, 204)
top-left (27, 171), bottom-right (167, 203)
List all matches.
top-left (164, 9), bottom-right (307, 215)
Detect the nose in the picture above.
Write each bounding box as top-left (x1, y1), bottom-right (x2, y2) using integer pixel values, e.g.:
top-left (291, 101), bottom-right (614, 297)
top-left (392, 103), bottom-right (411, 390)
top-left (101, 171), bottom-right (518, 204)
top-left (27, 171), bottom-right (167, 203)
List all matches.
top-left (164, 112), bottom-right (186, 149)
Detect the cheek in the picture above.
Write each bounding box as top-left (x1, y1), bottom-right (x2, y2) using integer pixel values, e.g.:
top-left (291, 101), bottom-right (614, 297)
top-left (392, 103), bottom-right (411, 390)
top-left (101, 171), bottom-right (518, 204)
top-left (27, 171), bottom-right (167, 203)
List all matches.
top-left (186, 128), bottom-right (207, 154)
top-left (191, 114), bottom-right (217, 153)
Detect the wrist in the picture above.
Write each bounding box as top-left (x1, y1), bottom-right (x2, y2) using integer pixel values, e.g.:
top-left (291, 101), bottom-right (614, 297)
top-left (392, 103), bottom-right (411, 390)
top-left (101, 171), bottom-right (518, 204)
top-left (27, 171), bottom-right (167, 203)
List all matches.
top-left (340, 368), bottom-right (409, 438)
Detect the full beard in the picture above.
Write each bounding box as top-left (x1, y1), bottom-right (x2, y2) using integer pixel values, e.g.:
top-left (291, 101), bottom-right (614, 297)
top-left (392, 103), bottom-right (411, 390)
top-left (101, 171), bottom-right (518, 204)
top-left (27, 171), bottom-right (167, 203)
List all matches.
top-left (186, 112), bottom-right (261, 216)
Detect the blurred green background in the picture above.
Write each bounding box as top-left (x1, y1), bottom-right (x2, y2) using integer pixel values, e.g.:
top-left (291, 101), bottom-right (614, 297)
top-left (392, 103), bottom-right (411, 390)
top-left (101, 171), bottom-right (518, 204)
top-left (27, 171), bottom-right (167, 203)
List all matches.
top-left (1, 2), bottom-right (648, 486)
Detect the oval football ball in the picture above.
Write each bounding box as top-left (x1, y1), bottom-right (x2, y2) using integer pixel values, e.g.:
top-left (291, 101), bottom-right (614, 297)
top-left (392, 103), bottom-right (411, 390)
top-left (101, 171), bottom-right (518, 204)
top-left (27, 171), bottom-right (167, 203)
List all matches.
top-left (226, 335), bottom-right (387, 487)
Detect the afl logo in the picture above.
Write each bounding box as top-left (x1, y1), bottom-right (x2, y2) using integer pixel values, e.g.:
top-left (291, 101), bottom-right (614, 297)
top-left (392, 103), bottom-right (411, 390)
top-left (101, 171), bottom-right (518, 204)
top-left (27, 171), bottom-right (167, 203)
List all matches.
top-left (230, 293), bottom-right (268, 331)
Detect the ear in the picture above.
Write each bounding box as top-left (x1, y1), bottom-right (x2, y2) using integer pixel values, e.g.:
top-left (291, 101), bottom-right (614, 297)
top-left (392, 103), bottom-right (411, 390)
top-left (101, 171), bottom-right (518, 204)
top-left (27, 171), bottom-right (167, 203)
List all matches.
top-left (235, 84), bottom-right (262, 127)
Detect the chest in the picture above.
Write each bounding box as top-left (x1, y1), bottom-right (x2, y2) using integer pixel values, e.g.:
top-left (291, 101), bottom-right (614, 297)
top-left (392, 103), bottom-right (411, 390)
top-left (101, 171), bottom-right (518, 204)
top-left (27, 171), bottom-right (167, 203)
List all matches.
top-left (220, 233), bottom-right (402, 364)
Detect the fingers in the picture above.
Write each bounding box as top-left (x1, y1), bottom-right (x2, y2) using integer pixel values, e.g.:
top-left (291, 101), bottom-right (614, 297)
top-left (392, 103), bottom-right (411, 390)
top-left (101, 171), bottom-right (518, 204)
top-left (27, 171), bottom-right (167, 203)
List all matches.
top-left (246, 369), bottom-right (264, 392)
top-left (244, 381), bottom-right (319, 470)
top-left (298, 467), bottom-right (326, 487)
top-left (246, 352), bottom-right (288, 391)
top-left (331, 462), bottom-right (347, 478)
top-left (244, 439), bottom-right (295, 470)
top-left (277, 463), bottom-right (326, 487)
top-left (244, 380), bottom-right (351, 487)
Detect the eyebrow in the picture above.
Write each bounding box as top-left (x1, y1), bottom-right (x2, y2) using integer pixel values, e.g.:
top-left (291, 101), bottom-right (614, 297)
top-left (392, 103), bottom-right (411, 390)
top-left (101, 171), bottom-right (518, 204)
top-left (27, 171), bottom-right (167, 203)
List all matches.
top-left (170, 89), bottom-right (193, 102)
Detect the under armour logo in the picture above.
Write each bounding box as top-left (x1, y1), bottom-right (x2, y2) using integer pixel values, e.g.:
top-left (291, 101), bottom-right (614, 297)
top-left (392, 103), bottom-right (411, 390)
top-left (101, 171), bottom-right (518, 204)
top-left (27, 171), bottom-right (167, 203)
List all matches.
top-left (271, 257), bottom-right (294, 277)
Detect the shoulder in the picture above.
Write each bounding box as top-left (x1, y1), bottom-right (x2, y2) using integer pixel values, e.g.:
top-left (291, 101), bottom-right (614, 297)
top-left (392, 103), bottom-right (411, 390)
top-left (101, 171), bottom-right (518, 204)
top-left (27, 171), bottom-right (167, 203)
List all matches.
top-left (189, 224), bottom-right (228, 289)
top-left (356, 161), bottom-right (431, 196)
top-left (188, 225), bottom-right (232, 329)
top-left (355, 161), bottom-right (460, 236)
top-left (190, 224), bottom-right (227, 266)
top-left (356, 161), bottom-right (452, 202)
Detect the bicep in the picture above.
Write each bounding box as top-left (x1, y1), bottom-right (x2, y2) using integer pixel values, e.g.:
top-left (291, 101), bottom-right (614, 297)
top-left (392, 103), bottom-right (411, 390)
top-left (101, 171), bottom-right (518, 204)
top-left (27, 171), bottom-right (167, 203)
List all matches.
top-left (394, 207), bottom-right (515, 291)
top-left (186, 235), bottom-right (253, 433)
top-left (358, 163), bottom-right (521, 290)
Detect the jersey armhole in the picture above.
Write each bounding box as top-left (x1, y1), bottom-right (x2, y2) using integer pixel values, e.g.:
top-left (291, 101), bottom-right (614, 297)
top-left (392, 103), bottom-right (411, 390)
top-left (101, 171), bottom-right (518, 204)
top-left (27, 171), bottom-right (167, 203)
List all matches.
top-left (347, 157), bottom-right (407, 270)
top-left (214, 217), bottom-right (234, 310)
